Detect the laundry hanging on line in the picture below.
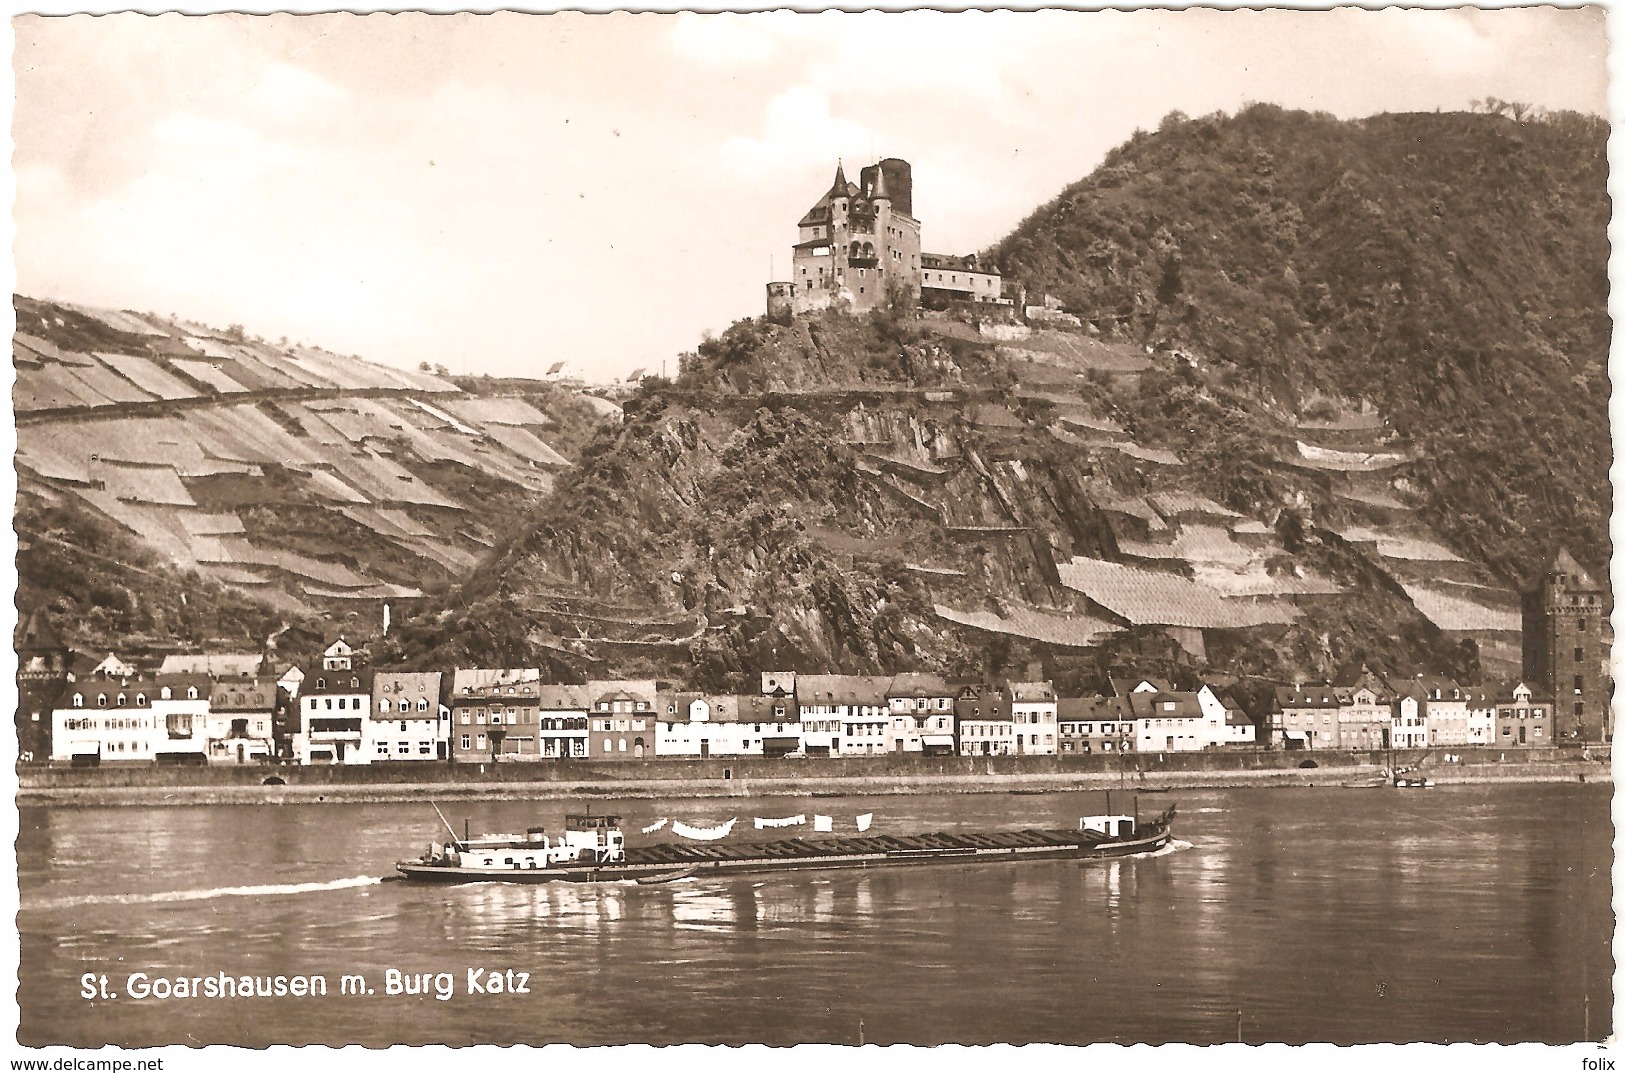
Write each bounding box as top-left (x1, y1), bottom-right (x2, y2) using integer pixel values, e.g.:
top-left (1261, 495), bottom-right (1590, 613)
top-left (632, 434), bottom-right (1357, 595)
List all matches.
top-left (754, 814), bottom-right (806, 829)
top-left (856, 813), bottom-right (873, 832)
top-left (813, 814), bottom-right (833, 832)
top-left (672, 817), bottom-right (738, 841)
top-left (641, 818), bottom-right (668, 834)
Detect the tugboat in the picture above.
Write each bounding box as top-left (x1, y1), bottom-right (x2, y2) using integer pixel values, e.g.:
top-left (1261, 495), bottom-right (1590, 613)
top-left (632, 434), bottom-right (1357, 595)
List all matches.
top-left (397, 800), bottom-right (1177, 885)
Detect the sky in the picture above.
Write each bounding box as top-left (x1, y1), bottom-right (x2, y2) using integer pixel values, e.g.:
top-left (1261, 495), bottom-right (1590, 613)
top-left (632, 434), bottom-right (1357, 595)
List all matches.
top-left (12, 8), bottom-right (1612, 383)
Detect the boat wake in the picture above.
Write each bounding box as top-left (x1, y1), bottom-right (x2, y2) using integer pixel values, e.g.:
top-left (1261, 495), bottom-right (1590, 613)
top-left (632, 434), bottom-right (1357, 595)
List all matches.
top-left (1130, 838), bottom-right (1194, 859)
top-left (25, 875), bottom-right (383, 911)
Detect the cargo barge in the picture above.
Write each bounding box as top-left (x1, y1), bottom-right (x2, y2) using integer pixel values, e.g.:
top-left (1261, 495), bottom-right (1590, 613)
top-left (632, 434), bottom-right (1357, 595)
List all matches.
top-left (397, 803), bottom-right (1177, 884)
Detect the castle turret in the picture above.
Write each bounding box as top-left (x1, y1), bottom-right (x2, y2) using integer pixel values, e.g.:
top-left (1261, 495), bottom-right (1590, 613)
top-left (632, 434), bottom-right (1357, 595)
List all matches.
top-left (828, 160), bottom-right (849, 198)
top-left (869, 160), bottom-right (890, 202)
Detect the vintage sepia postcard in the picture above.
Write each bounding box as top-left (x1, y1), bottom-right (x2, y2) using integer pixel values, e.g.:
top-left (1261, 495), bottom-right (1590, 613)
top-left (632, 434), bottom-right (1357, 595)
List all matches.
top-left (5, 6), bottom-right (1614, 1065)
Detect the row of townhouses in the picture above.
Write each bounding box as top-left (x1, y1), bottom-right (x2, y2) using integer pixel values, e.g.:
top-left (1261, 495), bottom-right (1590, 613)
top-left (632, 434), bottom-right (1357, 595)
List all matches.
top-left (1271, 671), bottom-right (1556, 751)
top-left (22, 626), bottom-right (1566, 766)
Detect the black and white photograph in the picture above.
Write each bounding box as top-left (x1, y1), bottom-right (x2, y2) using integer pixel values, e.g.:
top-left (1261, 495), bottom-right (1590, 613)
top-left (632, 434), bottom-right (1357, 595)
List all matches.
top-left (6, 6), bottom-right (1615, 1055)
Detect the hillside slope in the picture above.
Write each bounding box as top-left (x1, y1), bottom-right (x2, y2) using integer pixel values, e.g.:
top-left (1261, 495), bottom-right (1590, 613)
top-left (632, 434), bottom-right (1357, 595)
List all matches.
top-left (14, 296), bottom-right (610, 660)
top-left (987, 105), bottom-right (1611, 579)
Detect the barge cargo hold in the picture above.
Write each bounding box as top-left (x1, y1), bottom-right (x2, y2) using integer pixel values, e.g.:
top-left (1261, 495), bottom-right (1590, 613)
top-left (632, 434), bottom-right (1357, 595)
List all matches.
top-left (397, 806), bottom-right (1177, 884)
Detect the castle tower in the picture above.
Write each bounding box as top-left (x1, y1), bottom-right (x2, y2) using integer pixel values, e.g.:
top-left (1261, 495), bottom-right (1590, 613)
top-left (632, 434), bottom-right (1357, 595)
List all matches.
top-left (1522, 548), bottom-right (1613, 742)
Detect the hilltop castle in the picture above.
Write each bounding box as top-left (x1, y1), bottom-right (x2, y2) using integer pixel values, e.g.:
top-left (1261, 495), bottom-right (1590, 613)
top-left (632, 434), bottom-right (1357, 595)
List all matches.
top-left (767, 158), bottom-right (1008, 317)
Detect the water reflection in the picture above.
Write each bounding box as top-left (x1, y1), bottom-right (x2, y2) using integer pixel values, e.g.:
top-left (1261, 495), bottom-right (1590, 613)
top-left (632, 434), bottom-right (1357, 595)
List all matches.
top-left (16, 783), bottom-right (1613, 1047)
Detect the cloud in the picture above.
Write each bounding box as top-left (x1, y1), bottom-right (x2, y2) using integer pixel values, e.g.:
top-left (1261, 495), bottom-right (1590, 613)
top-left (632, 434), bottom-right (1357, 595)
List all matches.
top-left (669, 14), bottom-right (779, 66)
top-left (721, 86), bottom-right (877, 178)
top-left (247, 62), bottom-right (350, 119)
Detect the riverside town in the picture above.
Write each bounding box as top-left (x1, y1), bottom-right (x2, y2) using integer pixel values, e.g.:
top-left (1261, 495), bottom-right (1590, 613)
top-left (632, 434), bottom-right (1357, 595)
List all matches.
top-left (23, 571), bottom-right (1608, 766)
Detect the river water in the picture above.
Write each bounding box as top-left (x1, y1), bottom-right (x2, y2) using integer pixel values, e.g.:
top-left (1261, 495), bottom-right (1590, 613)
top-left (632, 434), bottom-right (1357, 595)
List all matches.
top-left (16, 782), bottom-right (1612, 1046)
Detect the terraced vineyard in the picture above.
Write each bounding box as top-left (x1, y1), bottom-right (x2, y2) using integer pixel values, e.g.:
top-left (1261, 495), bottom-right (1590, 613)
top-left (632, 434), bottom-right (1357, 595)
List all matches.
top-left (14, 295), bottom-right (610, 650)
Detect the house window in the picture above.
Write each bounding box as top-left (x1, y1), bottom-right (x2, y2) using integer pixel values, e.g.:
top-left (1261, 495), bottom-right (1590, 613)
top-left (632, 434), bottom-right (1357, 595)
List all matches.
top-left (379, 699), bottom-right (391, 713)
top-left (317, 679), bottom-right (325, 689)
top-left (461, 734), bottom-right (470, 750)
top-left (73, 694), bottom-right (82, 708)
top-left (187, 687), bottom-right (198, 700)
top-left (476, 734), bottom-right (486, 749)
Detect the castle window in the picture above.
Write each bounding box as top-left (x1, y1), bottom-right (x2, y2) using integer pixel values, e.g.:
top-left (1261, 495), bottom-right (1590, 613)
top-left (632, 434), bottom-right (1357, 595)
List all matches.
top-left (1579, 619), bottom-right (1588, 631)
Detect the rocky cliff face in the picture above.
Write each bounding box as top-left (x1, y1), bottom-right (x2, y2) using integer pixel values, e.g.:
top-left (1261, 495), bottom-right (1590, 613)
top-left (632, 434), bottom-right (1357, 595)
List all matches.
top-left (386, 304), bottom-right (1495, 694)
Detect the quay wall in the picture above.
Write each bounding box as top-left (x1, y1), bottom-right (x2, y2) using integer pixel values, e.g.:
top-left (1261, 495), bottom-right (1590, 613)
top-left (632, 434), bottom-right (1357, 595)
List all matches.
top-left (17, 745), bottom-right (1579, 790)
top-left (16, 748), bottom-right (1607, 807)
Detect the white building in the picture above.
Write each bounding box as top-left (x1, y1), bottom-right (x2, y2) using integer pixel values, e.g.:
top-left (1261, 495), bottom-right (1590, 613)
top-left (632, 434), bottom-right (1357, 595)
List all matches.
top-left (1007, 680), bottom-right (1059, 755)
top-left (51, 675), bottom-right (208, 764)
top-left (796, 675), bottom-right (893, 757)
top-left (657, 694), bottom-right (752, 758)
top-left (1390, 693), bottom-right (1430, 749)
top-left (295, 644), bottom-right (373, 764)
top-left (1462, 685), bottom-right (1497, 747)
top-left (534, 685), bottom-right (590, 760)
top-left (1126, 691), bottom-right (1212, 752)
top-left (369, 671), bottom-right (447, 762)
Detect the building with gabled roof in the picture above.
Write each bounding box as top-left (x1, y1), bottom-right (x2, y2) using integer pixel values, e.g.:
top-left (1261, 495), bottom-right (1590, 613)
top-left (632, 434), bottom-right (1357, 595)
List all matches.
top-left (1007, 680), bottom-right (1058, 755)
top-left (584, 678), bottom-right (658, 760)
top-left (954, 683), bottom-right (1013, 757)
top-left (1271, 682), bottom-right (1340, 749)
top-left (1057, 694), bottom-right (1134, 754)
top-left (205, 675), bottom-right (276, 764)
top-left (450, 667), bottom-right (541, 763)
top-left (369, 670), bottom-right (447, 762)
top-left (1492, 680), bottom-right (1552, 748)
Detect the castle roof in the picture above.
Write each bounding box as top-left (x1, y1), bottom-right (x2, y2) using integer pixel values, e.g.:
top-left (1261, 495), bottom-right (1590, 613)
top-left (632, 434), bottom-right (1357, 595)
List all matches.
top-left (1549, 547), bottom-right (1599, 590)
top-left (797, 161), bottom-right (860, 228)
top-left (868, 161), bottom-right (889, 200)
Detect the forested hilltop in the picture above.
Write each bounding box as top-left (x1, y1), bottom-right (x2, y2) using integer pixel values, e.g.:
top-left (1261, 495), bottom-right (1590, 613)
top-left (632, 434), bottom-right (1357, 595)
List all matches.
top-left (987, 104), bottom-right (1611, 578)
